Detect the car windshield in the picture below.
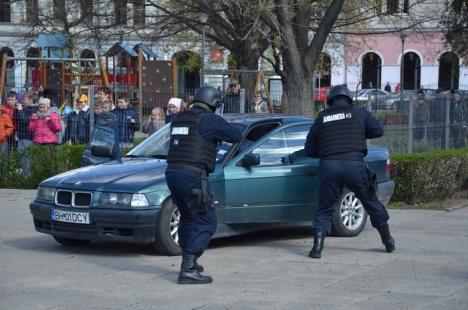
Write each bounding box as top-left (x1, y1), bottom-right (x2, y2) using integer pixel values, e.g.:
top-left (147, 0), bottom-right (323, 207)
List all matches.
top-left (127, 122), bottom-right (245, 162)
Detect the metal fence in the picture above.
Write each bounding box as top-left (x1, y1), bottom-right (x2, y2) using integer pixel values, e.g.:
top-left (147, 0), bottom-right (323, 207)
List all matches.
top-left (1, 82), bottom-right (467, 170)
top-left (345, 83), bottom-right (468, 153)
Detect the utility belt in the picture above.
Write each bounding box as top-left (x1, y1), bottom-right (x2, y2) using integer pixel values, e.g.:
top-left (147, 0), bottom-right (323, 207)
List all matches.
top-left (167, 163), bottom-right (214, 212)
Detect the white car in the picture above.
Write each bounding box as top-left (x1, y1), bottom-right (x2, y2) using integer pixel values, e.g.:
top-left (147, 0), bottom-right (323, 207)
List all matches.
top-left (353, 89), bottom-right (390, 102)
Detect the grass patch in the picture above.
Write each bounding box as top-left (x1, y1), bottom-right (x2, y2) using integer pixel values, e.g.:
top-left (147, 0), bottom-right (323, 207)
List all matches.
top-left (388, 192), bottom-right (468, 211)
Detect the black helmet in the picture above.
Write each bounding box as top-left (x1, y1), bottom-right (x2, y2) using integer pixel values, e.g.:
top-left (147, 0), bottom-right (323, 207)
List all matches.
top-left (193, 86), bottom-right (222, 111)
top-left (327, 84), bottom-right (352, 105)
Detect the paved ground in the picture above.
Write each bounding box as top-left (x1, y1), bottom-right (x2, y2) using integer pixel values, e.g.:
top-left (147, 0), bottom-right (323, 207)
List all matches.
top-left (1, 189), bottom-right (467, 310)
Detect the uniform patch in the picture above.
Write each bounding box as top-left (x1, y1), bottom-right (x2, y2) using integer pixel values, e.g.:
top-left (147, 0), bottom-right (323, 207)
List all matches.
top-left (323, 112), bottom-right (352, 123)
top-left (171, 127), bottom-right (189, 135)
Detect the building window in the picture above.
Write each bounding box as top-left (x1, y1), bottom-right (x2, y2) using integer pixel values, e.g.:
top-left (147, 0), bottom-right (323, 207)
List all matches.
top-left (452, 0), bottom-right (463, 13)
top-left (403, 52), bottom-right (421, 90)
top-left (403, 0), bottom-right (410, 13)
top-left (362, 52), bottom-right (382, 89)
top-left (386, 0), bottom-right (398, 14)
top-left (81, 0), bottom-right (93, 25)
top-left (26, 0), bottom-right (38, 24)
top-left (53, 0), bottom-right (66, 21)
top-left (115, 0), bottom-right (127, 25)
top-left (373, 0), bottom-right (383, 14)
top-left (0, 0), bottom-right (11, 22)
top-left (438, 52), bottom-right (459, 91)
top-left (133, 0), bottom-right (145, 26)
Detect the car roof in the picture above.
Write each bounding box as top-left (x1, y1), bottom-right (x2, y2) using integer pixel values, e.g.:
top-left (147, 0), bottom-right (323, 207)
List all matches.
top-left (223, 113), bottom-right (312, 126)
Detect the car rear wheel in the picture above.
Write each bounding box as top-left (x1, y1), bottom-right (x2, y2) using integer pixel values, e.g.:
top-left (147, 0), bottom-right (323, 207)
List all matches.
top-left (331, 189), bottom-right (368, 237)
top-left (151, 199), bottom-right (182, 256)
top-left (53, 236), bottom-right (91, 246)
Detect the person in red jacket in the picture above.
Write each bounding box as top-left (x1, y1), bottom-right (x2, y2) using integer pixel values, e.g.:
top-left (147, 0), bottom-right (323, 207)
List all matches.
top-left (28, 98), bottom-right (62, 145)
top-left (0, 106), bottom-right (14, 160)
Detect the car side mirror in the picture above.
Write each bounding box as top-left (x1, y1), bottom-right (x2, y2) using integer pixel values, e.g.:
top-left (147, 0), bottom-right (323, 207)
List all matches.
top-left (241, 153), bottom-right (260, 167)
top-left (91, 145), bottom-right (113, 158)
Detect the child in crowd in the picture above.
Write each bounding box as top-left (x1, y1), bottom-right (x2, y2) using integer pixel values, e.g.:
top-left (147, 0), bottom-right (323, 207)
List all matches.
top-left (13, 92), bottom-right (38, 175)
top-left (101, 100), bottom-right (113, 112)
top-left (142, 107), bottom-right (165, 135)
top-left (28, 98), bottom-right (62, 145)
top-left (165, 97), bottom-right (182, 123)
top-left (111, 95), bottom-right (140, 148)
top-left (0, 106), bottom-right (14, 159)
top-left (250, 91), bottom-right (269, 113)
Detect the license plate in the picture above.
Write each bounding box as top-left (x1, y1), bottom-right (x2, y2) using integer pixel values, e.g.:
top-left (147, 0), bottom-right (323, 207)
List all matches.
top-left (51, 209), bottom-right (90, 224)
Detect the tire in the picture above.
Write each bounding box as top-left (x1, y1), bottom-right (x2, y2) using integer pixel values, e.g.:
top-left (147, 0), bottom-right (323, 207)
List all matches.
top-left (331, 189), bottom-right (368, 237)
top-left (53, 236), bottom-right (91, 246)
top-left (151, 199), bottom-right (182, 256)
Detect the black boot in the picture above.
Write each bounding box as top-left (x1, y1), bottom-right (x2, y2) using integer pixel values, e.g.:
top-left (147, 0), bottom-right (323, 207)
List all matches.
top-left (309, 232), bottom-right (325, 259)
top-left (178, 255), bottom-right (212, 284)
top-left (194, 256), bottom-right (204, 273)
top-left (378, 227), bottom-right (395, 253)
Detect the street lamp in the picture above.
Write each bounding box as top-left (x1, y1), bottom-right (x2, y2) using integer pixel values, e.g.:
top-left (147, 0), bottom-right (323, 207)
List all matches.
top-left (399, 31), bottom-right (407, 101)
top-left (400, 31), bottom-right (411, 153)
top-left (199, 12), bottom-right (209, 85)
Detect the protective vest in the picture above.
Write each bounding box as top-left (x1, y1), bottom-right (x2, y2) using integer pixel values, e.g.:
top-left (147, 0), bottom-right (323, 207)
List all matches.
top-left (167, 110), bottom-right (217, 173)
top-left (316, 104), bottom-right (366, 159)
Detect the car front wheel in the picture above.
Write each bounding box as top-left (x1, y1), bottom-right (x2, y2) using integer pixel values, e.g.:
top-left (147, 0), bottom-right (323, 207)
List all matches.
top-left (151, 199), bottom-right (182, 256)
top-left (331, 189), bottom-right (368, 237)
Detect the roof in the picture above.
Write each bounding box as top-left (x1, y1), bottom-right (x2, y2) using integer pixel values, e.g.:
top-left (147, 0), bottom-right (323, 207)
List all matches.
top-left (134, 43), bottom-right (158, 58)
top-left (104, 43), bottom-right (139, 58)
top-left (37, 34), bottom-right (69, 48)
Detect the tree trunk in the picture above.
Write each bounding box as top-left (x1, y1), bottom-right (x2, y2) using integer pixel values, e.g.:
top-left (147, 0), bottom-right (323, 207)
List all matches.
top-left (282, 67), bottom-right (314, 116)
top-left (233, 52), bottom-right (260, 103)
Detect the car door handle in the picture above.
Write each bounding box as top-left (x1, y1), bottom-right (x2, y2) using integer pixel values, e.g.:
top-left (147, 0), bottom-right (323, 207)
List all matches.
top-left (304, 168), bottom-right (318, 176)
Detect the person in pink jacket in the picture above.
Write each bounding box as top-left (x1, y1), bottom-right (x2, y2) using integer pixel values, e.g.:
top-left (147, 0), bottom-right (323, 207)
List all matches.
top-left (28, 98), bottom-right (62, 145)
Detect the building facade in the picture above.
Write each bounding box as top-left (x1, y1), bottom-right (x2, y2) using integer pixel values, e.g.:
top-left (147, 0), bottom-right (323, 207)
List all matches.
top-left (1, 0), bottom-right (467, 94)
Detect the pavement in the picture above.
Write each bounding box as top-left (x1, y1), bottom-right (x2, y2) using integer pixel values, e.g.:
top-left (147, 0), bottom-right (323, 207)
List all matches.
top-left (1, 189), bottom-right (467, 310)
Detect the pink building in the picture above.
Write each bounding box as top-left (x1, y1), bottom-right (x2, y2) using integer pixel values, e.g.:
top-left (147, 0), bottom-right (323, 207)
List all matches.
top-left (343, 31), bottom-right (467, 91)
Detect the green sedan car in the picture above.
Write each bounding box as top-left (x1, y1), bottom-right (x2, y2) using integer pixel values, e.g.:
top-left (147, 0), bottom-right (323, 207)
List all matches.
top-left (30, 114), bottom-right (395, 255)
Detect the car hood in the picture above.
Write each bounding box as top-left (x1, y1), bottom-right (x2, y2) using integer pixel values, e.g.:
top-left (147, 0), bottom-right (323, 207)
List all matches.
top-left (40, 158), bottom-right (168, 192)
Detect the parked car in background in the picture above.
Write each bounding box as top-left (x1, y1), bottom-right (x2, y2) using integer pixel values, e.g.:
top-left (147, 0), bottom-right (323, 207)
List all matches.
top-left (376, 93), bottom-right (410, 110)
top-left (353, 89), bottom-right (390, 103)
top-left (314, 86), bottom-right (331, 103)
top-left (29, 114), bottom-right (395, 255)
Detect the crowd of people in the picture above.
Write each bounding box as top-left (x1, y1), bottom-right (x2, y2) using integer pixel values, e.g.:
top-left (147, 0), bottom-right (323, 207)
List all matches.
top-left (0, 86), bottom-right (143, 174)
top-left (4, 79), bottom-right (460, 177)
top-left (410, 88), bottom-right (467, 148)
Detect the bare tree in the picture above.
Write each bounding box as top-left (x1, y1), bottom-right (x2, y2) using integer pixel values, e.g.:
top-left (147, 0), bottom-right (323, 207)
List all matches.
top-left (257, 0), bottom-right (444, 115)
top-left (145, 0), bottom-right (272, 96)
top-left (21, 0), bottom-right (148, 55)
top-left (146, 0), bottom-right (443, 115)
top-left (442, 0), bottom-right (468, 62)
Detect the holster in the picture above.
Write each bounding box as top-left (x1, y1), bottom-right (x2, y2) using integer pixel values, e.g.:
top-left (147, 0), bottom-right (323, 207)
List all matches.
top-left (367, 168), bottom-right (378, 195)
top-left (191, 171), bottom-right (214, 213)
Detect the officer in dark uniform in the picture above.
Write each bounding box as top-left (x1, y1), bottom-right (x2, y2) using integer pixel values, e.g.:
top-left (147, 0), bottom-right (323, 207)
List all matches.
top-left (304, 84), bottom-right (395, 259)
top-left (165, 86), bottom-right (242, 284)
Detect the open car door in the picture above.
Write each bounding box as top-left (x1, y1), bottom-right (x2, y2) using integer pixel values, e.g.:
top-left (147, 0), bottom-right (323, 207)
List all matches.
top-left (81, 112), bottom-right (121, 166)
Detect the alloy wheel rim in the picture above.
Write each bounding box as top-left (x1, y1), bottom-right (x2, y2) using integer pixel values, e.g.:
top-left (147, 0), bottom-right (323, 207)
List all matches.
top-left (170, 208), bottom-right (180, 244)
top-left (340, 192), bottom-right (364, 231)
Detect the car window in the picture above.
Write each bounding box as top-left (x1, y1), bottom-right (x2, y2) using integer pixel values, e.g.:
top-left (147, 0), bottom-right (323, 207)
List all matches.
top-left (234, 122), bottom-right (281, 156)
top-left (128, 121), bottom-right (241, 162)
top-left (285, 124), bottom-right (310, 152)
top-left (252, 130), bottom-right (288, 166)
top-left (128, 123), bottom-right (172, 157)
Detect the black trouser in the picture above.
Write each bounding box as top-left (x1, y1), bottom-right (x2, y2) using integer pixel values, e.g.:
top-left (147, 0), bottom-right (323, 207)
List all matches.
top-left (313, 159), bottom-right (389, 234)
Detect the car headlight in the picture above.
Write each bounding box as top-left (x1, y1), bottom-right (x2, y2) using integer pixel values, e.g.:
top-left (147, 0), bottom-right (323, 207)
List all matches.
top-left (98, 192), bottom-right (149, 207)
top-left (131, 194), bottom-right (149, 207)
top-left (37, 186), bottom-right (55, 202)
